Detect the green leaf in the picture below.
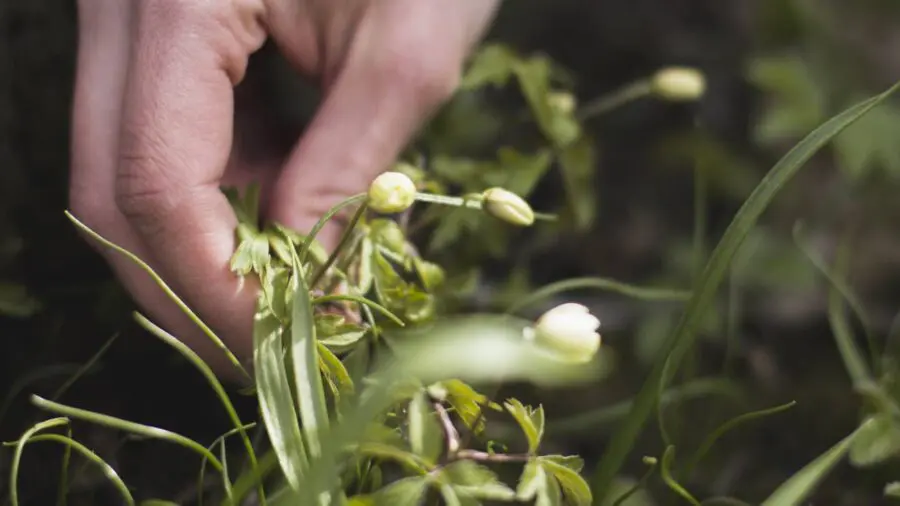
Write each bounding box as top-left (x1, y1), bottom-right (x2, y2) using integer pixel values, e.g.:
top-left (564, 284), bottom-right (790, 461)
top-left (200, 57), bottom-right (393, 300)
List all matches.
top-left (557, 137), bottom-right (598, 230)
top-left (356, 442), bottom-right (431, 474)
top-left (504, 399), bottom-right (545, 453)
top-left (461, 44), bottom-right (519, 90)
top-left (747, 55), bottom-right (826, 145)
top-left (761, 418), bottom-right (875, 506)
top-left (442, 460), bottom-right (516, 501)
top-left (493, 147), bottom-right (553, 197)
top-left (513, 57), bottom-right (581, 148)
top-left (849, 413), bottom-right (900, 468)
top-left (540, 455), bottom-right (585, 473)
top-left (431, 379), bottom-right (499, 435)
top-left (833, 99), bottom-right (900, 180)
top-left (372, 476), bottom-right (429, 506)
top-left (438, 484), bottom-right (480, 506)
top-left (408, 390), bottom-right (443, 464)
top-left (540, 456), bottom-right (592, 506)
top-left (252, 301), bottom-right (308, 493)
top-left (318, 342), bottom-right (355, 401)
top-left (590, 79), bottom-right (900, 503)
top-left (290, 259), bottom-right (331, 459)
top-left (0, 282), bottom-right (41, 318)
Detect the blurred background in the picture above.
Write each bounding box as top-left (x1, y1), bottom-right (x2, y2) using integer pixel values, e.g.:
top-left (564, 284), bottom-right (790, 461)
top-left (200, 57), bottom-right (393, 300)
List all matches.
top-left (3, 0), bottom-right (900, 504)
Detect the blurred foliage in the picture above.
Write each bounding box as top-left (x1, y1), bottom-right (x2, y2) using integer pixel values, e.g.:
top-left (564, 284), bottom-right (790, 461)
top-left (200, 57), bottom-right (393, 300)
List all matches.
top-left (3, 0), bottom-right (900, 505)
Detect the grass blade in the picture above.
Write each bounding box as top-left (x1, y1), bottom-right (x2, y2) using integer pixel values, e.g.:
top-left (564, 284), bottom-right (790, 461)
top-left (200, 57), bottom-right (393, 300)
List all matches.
top-left (29, 396), bottom-right (227, 476)
top-left (683, 401), bottom-right (796, 477)
top-left (198, 423), bottom-right (257, 506)
top-left (51, 333), bottom-right (119, 402)
top-left (64, 211), bottom-right (250, 382)
top-left (546, 378), bottom-right (741, 435)
top-left (134, 312), bottom-right (265, 505)
top-left (760, 418), bottom-right (874, 506)
top-left (590, 80), bottom-right (900, 503)
top-left (10, 433), bottom-right (135, 506)
top-left (506, 277), bottom-right (691, 315)
top-left (290, 259), bottom-right (330, 459)
top-left (0, 365), bottom-right (84, 429)
top-left (252, 301), bottom-right (308, 493)
top-left (7, 417), bottom-right (69, 506)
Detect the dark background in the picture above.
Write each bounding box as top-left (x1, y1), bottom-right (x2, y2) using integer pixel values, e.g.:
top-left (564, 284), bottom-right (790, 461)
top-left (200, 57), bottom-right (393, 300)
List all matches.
top-left (3, 0), bottom-right (900, 504)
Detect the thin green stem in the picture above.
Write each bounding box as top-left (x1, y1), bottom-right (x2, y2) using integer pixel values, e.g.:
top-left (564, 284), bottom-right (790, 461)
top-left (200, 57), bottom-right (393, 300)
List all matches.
top-left (65, 211), bottom-right (251, 382)
top-left (310, 202), bottom-right (368, 288)
top-left (577, 80), bottom-right (653, 121)
top-left (312, 294), bottom-right (405, 327)
top-left (134, 313), bottom-right (263, 504)
top-left (299, 194), bottom-right (368, 264)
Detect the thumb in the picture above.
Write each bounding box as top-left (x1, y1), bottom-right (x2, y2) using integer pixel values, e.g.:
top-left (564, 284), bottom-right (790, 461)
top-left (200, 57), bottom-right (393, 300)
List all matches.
top-left (266, 5), bottom-right (472, 249)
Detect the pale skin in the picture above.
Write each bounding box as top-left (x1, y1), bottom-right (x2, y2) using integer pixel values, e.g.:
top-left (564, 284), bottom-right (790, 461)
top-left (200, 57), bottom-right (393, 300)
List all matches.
top-left (70, 0), bottom-right (500, 380)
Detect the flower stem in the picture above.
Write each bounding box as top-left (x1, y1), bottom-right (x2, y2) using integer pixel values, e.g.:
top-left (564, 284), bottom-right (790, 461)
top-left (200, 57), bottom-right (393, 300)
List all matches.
top-left (578, 80), bottom-right (653, 121)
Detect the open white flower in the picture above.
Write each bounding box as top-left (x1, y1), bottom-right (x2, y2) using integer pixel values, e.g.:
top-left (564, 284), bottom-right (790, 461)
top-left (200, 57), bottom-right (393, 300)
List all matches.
top-left (368, 171), bottom-right (417, 214)
top-left (525, 303), bottom-right (601, 363)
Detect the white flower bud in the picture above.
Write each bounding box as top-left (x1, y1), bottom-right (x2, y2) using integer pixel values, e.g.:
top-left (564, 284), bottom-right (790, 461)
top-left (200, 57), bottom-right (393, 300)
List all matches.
top-left (525, 303), bottom-right (601, 363)
top-left (651, 67), bottom-right (706, 101)
top-left (368, 171), bottom-right (417, 214)
top-left (481, 187), bottom-right (535, 227)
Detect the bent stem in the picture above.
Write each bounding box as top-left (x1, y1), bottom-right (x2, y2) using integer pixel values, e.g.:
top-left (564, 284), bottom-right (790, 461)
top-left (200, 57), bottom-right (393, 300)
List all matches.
top-left (64, 211), bottom-right (251, 382)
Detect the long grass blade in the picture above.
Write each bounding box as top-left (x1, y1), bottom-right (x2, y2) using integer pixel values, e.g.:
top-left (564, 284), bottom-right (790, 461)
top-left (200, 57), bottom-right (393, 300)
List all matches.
top-left (7, 417), bottom-right (69, 506)
top-left (290, 257), bottom-right (330, 459)
top-left (64, 211), bottom-right (250, 382)
top-left (506, 277), bottom-right (691, 315)
top-left (134, 312), bottom-right (264, 505)
top-left (590, 80), bottom-right (900, 503)
top-left (11, 433), bottom-right (135, 506)
top-left (30, 396), bottom-right (226, 475)
top-left (252, 300), bottom-right (308, 494)
top-left (760, 418), bottom-right (874, 506)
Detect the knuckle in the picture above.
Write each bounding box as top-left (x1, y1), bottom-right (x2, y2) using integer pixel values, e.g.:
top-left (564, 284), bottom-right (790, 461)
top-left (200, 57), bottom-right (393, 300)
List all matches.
top-left (384, 53), bottom-right (461, 106)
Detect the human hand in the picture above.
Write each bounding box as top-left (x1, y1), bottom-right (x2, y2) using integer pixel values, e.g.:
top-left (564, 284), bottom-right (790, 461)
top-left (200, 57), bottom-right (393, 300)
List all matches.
top-left (69, 0), bottom-right (499, 380)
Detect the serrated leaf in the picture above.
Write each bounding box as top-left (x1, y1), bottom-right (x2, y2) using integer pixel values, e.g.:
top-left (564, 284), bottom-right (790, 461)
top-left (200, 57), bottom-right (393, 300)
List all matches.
top-left (408, 390), bottom-right (443, 464)
top-left (436, 379), bottom-right (499, 435)
top-left (540, 456), bottom-right (592, 506)
top-left (372, 476), bottom-right (429, 506)
top-left (439, 484), bottom-right (480, 506)
top-left (504, 398), bottom-right (545, 453)
top-left (540, 455), bottom-right (585, 473)
top-left (849, 413), bottom-right (900, 467)
top-left (443, 461), bottom-right (516, 501)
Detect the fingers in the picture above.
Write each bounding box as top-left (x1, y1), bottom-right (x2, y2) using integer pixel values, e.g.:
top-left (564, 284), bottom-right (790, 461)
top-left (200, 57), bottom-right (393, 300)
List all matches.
top-left (265, 0), bottom-right (500, 249)
top-left (72, 0), bottom-right (270, 378)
